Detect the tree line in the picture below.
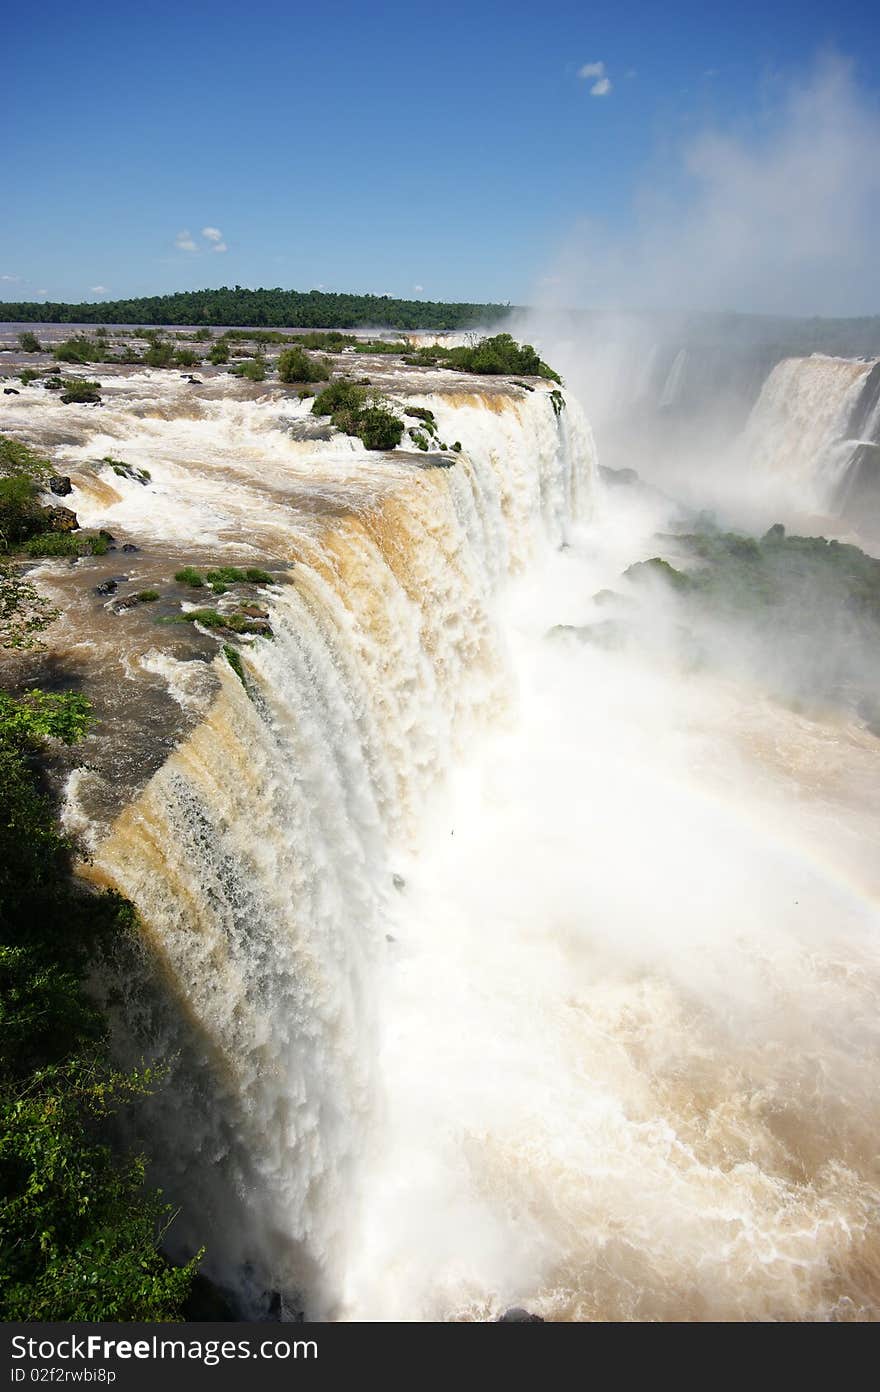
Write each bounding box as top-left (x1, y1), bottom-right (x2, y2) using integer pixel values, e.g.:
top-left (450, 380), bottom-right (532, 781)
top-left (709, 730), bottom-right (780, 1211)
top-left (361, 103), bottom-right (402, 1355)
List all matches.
top-left (0, 286), bottom-right (516, 331)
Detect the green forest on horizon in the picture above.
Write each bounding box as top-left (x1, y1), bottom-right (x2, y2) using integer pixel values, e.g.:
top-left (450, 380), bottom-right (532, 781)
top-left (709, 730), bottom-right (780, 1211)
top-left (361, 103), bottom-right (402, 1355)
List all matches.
top-left (0, 287), bottom-right (514, 332)
top-left (1, 288), bottom-right (879, 358)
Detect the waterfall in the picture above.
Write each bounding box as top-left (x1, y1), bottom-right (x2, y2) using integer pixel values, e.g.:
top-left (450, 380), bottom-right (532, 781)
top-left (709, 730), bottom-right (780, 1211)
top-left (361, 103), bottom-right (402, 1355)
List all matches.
top-left (739, 354), bottom-right (879, 514)
top-left (71, 384), bottom-right (597, 1316)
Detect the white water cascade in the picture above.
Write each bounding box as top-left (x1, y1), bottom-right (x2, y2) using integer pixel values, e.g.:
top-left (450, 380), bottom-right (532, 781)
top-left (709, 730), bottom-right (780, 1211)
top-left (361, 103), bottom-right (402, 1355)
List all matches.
top-left (738, 354), bottom-right (877, 512)
top-left (52, 379), bottom-right (599, 1317)
top-left (4, 362), bottom-right (879, 1321)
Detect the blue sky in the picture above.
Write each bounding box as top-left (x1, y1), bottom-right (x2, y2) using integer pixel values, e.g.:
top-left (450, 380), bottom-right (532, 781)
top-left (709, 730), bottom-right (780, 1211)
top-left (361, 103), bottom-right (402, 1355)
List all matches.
top-left (3, 0), bottom-right (879, 310)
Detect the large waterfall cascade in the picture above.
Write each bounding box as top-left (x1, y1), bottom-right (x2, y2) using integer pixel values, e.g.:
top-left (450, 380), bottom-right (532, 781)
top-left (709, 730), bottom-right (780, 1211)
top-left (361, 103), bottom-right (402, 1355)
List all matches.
top-left (0, 368), bottom-right (597, 1317)
top-left (3, 355), bottom-right (879, 1322)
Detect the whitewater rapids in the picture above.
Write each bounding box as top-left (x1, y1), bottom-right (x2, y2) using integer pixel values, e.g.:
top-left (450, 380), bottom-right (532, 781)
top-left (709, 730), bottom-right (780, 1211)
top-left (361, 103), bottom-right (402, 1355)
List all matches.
top-left (2, 362), bottom-right (878, 1320)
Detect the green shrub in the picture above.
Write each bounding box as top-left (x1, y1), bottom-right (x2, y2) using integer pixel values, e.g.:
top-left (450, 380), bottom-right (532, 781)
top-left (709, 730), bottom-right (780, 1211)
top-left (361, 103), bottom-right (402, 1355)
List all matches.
top-left (24, 532), bottom-right (109, 558)
top-left (18, 370), bottom-right (39, 386)
top-left (311, 380), bottom-right (368, 418)
top-left (194, 328), bottom-right (213, 342)
top-left (0, 689), bottom-right (201, 1320)
top-left (143, 341), bottom-right (175, 369)
top-left (358, 406), bottom-right (404, 451)
top-left (230, 357), bottom-right (266, 382)
top-left (174, 348), bottom-right (201, 368)
top-left (405, 406), bottom-right (436, 425)
top-left (60, 379), bottom-right (101, 405)
top-left (311, 382), bottom-right (403, 450)
top-left (204, 565), bottom-right (273, 590)
top-left (106, 458), bottom-right (150, 486)
top-left (0, 565), bottom-right (60, 648)
top-left (410, 429), bottom-right (430, 451)
top-left (403, 333), bottom-right (561, 383)
top-left (208, 341), bottom-right (230, 365)
top-left (17, 332), bottom-right (41, 353)
top-left (174, 566), bottom-right (204, 587)
top-left (205, 567), bottom-right (247, 585)
top-left (277, 347), bottom-right (331, 384)
top-left (136, 589), bottom-right (159, 602)
top-left (0, 436), bottom-right (52, 481)
top-left (0, 476), bottom-right (43, 548)
top-left (53, 337), bottom-right (100, 365)
top-left (291, 331), bottom-right (355, 351)
top-left (223, 644), bottom-right (246, 686)
top-left (354, 339), bottom-right (409, 355)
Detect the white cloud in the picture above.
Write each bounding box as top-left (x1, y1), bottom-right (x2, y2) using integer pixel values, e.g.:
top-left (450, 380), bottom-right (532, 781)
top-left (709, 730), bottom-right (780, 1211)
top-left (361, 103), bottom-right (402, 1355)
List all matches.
top-left (175, 229), bottom-right (198, 252)
top-left (211, 241), bottom-right (228, 254)
top-left (578, 61), bottom-right (605, 79)
top-left (413, 284), bottom-right (424, 293)
top-left (202, 227), bottom-right (223, 242)
top-left (90, 285), bottom-right (108, 295)
top-left (591, 77), bottom-right (612, 96)
top-left (539, 53), bottom-right (880, 316)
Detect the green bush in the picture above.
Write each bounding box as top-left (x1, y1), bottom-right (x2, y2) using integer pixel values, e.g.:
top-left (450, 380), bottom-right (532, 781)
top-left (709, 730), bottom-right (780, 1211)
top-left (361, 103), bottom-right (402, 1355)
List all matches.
top-left (17, 332), bottom-right (41, 353)
top-left (106, 459), bottom-right (151, 486)
top-left (230, 358), bottom-right (266, 382)
top-left (174, 349), bottom-right (201, 368)
top-left (175, 608), bottom-right (268, 634)
top-left (208, 341), bottom-right (229, 365)
top-left (60, 379), bottom-right (101, 405)
top-left (410, 429), bottom-right (430, 451)
top-left (0, 436), bottom-right (52, 481)
top-left (357, 406), bottom-right (405, 451)
top-left (0, 689), bottom-right (200, 1320)
top-left (18, 370), bottom-right (39, 386)
top-left (194, 328), bottom-right (213, 342)
top-left (0, 566), bottom-right (59, 649)
top-left (289, 331), bottom-right (355, 351)
top-left (311, 380), bottom-right (368, 418)
top-left (353, 339), bottom-right (409, 355)
top-left (174, 566), bottom-right (204, 587)
top-left (205, 565), bottom-right (273, 593)
top-left (223, 644), bottom-right (246, 686)
top-left (311, 382), bottom-right (403, 450)
top-left (277, 347), bottom-right (331, 384)
top-left (0, 477), bottom-right (43, 548)
top-left (143, 341), bottom-right (175, 369)
top-left (136, 590), bottom-right (159, 603)
top-left (24, 532), bottom-right (109, 558)
top-left (403, 333), bottom-right (561, 383)
top-left (53, 337), bottom-right (100, 365)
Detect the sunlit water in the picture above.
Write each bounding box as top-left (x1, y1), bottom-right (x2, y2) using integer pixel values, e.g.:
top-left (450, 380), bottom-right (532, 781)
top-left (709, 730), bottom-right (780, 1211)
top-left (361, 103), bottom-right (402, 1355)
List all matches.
top-left (2, 362), bottom-right (878, 1320)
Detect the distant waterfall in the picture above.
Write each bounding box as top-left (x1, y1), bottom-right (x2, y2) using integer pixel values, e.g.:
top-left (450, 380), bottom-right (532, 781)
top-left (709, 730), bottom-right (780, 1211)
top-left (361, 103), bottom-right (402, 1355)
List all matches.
top-left (739, 354), bottom-right (880, 517)
top-left (85, 388), bottom-right (597, 1316)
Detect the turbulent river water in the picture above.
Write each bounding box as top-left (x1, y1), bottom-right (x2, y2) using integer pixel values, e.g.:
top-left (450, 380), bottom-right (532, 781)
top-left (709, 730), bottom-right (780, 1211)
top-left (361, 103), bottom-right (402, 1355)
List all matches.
top-left (2, 350), bottom-right (879, 1320)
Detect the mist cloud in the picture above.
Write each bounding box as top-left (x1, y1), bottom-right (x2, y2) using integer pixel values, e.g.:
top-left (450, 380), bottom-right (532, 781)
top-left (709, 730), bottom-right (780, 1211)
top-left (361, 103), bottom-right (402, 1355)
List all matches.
top-left (545, 54), bottom-right (880, 316)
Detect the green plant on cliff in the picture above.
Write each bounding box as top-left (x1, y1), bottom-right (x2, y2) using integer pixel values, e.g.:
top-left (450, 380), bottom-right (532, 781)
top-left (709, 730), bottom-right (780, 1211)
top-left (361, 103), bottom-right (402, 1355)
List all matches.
top-left (0, 689), bottom-right (200, 1320)
top-left (311, 381), bottom-right (404, 451)
top-left (403, 332), bottom-right (561, 383)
